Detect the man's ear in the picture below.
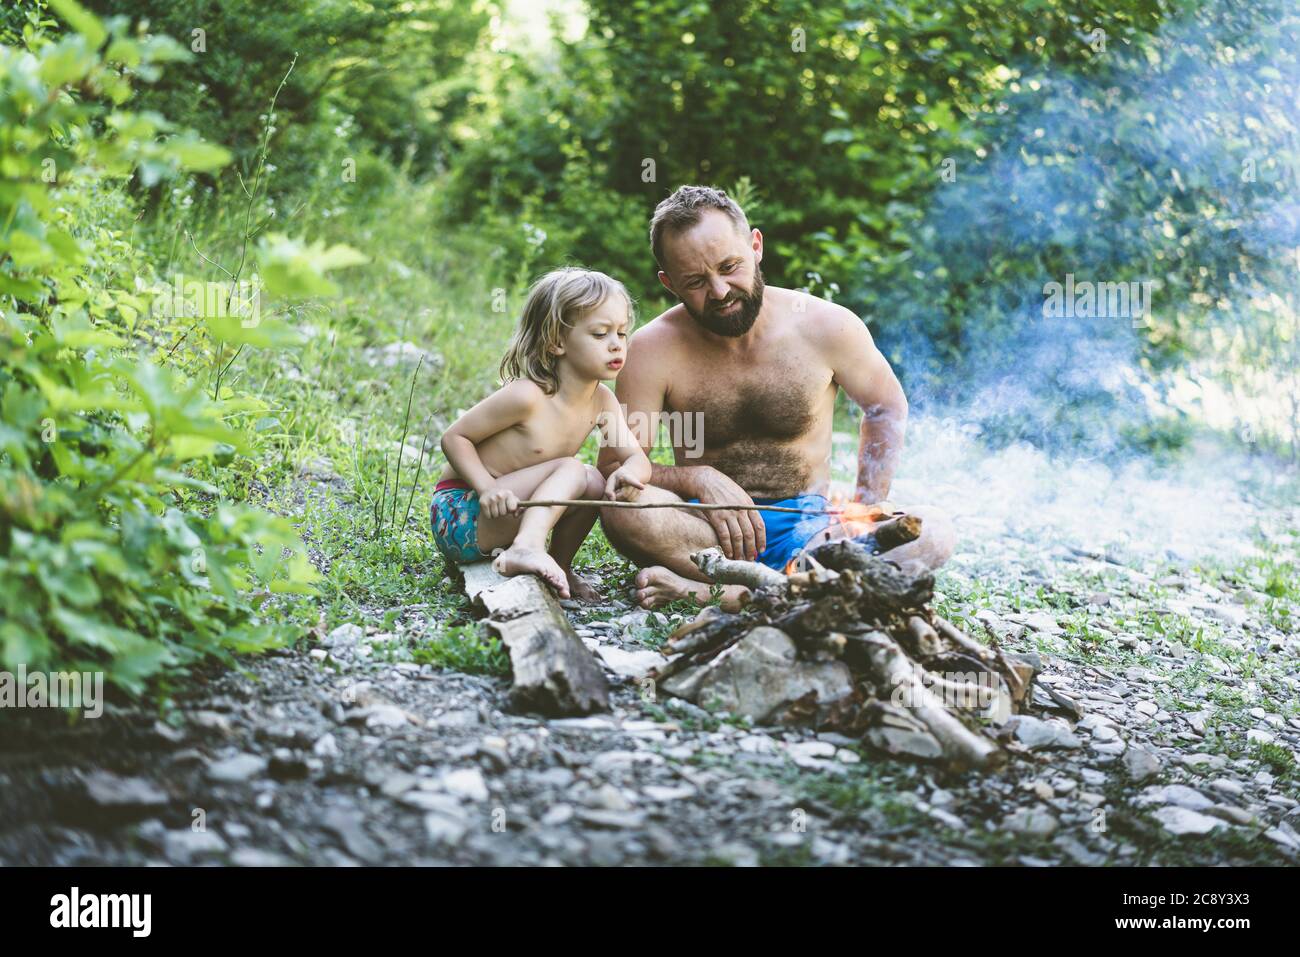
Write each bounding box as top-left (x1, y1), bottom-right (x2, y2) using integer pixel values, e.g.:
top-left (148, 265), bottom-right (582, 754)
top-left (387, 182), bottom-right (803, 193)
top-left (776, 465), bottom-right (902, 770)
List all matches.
top-left (751, 228), bottom-right (763, 265)
top-left (657, 270), bottom-right (677, 298)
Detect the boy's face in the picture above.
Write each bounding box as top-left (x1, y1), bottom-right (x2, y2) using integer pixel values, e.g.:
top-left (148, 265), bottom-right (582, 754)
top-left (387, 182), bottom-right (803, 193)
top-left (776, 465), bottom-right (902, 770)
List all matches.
top-left (554, 297), bottom-right (631, 382)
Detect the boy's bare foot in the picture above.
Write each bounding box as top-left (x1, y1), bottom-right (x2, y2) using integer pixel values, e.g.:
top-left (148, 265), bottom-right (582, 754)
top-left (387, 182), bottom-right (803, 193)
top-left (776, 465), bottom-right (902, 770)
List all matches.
top-left (564, 569), bottom-right (600, 603)
top-left (633, 566), bottom-right (749, 612)
top-left (494, 544), bottom-right (570, 597)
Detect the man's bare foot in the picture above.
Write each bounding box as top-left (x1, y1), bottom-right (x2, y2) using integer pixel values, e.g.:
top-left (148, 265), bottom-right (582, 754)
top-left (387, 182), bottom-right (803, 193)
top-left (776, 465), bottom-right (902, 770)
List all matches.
top-left (493, 543), bottom-right (570, 597)
top-left (564, 569), bottom-right (600, 603)
top-left (633, 566), bottom-right (749, 612)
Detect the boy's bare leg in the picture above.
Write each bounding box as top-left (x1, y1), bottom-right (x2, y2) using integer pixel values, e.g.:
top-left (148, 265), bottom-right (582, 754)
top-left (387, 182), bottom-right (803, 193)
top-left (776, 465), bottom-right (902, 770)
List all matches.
top-left (483, 458), bottom-right (593, 597)
top-left (547, 466), bottom-right (605, 602)
top-left (599, 485), bottom-right (750, 611)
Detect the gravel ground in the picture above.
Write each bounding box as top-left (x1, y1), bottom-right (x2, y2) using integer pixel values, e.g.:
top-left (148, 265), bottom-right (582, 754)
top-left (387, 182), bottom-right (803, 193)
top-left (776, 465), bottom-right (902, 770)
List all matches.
top-left (3, 445), bottom-right (1298, 867)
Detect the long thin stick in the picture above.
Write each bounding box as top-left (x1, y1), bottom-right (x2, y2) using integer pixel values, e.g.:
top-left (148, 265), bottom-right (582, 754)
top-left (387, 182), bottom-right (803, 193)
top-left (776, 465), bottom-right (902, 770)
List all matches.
top-left (517, 498), bottom-right (851, 516)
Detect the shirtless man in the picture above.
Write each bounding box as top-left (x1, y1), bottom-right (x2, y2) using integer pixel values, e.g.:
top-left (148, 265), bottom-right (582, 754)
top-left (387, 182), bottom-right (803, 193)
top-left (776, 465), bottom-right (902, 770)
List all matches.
top-left (596, 185), bottom-right (954, 610)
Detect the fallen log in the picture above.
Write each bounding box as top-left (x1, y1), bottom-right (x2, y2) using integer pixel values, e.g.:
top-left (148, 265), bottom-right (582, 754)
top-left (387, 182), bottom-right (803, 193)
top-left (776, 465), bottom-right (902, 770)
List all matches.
top-left (462, 562), bottom-right (609, 717)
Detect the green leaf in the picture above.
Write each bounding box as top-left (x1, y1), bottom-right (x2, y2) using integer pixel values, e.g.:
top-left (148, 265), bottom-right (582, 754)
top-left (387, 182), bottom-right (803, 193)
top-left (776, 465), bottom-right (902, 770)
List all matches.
top-left (47, 0), bottom-right (108, 49)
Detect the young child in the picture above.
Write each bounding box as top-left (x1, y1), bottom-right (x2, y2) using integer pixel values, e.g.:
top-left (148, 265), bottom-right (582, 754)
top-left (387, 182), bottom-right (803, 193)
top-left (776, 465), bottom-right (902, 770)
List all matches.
top-left (433, 267), bottom-right (651, 600)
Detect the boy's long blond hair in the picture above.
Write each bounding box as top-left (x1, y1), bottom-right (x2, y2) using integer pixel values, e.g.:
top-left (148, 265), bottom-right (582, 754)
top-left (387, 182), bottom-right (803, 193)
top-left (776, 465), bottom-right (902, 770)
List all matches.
top-left (499, 267), bottom-right (633, 394)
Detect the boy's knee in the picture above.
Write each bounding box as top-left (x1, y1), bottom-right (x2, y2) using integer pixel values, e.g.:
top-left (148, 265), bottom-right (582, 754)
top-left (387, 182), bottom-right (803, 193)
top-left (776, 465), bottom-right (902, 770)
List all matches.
top-left (552, 457), bottom-right (589, 484)
top-left (581, 465), bottom-right (605, 500)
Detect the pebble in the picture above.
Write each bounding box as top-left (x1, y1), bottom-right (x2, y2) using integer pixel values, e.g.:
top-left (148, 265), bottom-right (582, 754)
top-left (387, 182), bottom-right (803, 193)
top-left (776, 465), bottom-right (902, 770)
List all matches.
top-left (1152, 806), bottom-right (1224, 836)
top-left (206, 754), bottom-right (268, 784)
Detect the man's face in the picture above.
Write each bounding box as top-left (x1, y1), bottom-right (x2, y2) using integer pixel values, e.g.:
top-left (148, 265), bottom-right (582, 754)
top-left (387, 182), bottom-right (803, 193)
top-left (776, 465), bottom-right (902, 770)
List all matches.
top-left (659, 210), bottom-right (765, 337)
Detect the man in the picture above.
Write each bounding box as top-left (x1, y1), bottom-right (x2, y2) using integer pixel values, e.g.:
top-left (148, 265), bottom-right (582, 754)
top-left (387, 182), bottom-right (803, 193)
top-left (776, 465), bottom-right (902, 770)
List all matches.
top-left (597, 185), bottom-right (954, 609)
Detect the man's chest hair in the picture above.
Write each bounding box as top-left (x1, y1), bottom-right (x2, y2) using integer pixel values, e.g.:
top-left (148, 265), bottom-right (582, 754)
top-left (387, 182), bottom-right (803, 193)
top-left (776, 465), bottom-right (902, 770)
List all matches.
top-left (669, 369), bottom-right (828, 445)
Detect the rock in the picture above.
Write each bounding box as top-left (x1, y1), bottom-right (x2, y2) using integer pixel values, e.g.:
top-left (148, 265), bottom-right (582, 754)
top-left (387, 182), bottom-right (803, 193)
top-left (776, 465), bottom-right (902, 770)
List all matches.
top-left (1246, 728), bottom-right (1274, 746)
top-left (1204, 605), bottom-right (1249, 628)
top-left (594, 645), bottom-right (669, 679)
top-left (189, 710), bottom-right (235, 736)
top-left (1204, 804), bottom-right (1257, 826)
top-left (206, 754), bottom-right (268, 784)
top-left (322, 623), bottom-right (364, 650)
top-left (439, 768), bottom-right (490, 802)
top-left (268, 749), bottom-right (311, 781)
top-left (79, 772), bottom-right (169, 816)
top-left (1151, 806), bottom-right (1224, 836)
top-left (1123, 745), bottom-right (1162, 782)
top-left (1208, 777), bottom-right (1245, 797)
top-left (1003, 808), bottom-right (1059, 838)
top-left (642, 784), bottom-right (696, 802)
top-left (230, 848), bottom-right (292, 867)
top-left (541, 804), bottom-right (574, 826)
top-left (575, 808), bottom-right (647, 829)
top-left (783, 740), bottom-right (838, 768)
top-left (665, 626), bottom-right (853, 724)
top-left (163, 829), bottom-right (228, 864)
top-left (320, 808), bottom-right (384, 863)
top-left (364, 705), bottom-right (411, 729)
top-left (587, 784), bottom-right (632, 811)
top-left (1137, 784), bottom-right (1214, 811)
top-left (1134, 699), bottom-right (1159, 717)
top-left (1008, 715), bottom-right (1082, 751)
top-left (424, 810), bottom-right (470, 846)
top-left (400, 791), bottom-right (463, 815)
top-left (312, 733), bottom-right (340, 758)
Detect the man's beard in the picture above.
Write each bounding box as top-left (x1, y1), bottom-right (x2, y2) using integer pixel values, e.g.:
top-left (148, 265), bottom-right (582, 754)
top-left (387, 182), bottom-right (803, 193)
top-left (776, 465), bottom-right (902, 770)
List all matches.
top-left (685, 265), bottom-right (765, 337)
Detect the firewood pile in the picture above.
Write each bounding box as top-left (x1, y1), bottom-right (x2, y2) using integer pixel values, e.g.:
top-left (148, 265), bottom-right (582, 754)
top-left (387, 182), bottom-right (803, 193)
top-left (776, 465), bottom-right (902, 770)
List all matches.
top-left (650, 532), bottom-right (1040, 771)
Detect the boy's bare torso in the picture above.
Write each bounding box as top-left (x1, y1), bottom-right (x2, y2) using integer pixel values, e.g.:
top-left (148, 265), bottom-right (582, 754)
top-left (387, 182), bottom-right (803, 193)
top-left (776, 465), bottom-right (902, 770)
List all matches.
top-left (646, 287), bottom-right (838, 499)
top-left (440, 386), bottom-right (602, 483)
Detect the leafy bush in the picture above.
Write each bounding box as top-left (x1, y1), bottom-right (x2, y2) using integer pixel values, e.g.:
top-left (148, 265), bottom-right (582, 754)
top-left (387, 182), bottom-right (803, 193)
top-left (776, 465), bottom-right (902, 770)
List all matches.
top-left (0, 2), bottom-right (346, 699)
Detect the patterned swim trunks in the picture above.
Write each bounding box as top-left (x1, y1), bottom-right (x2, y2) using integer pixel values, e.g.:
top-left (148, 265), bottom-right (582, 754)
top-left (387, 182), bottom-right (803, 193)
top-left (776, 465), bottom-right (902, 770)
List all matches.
top-left (430, 479), bottom-right (489, 564)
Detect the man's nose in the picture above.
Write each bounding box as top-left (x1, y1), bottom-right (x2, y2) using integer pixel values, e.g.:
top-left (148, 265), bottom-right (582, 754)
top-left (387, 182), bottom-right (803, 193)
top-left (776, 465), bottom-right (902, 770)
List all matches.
top-left (707, 276), bottom-right (730, 301)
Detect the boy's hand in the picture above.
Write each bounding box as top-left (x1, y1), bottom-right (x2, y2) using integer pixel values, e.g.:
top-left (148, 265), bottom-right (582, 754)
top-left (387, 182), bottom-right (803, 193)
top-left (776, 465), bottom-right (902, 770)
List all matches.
top-left (480, 487), bottom-right (520, 519)
top-left (604, 465), bottom-right (646, 502)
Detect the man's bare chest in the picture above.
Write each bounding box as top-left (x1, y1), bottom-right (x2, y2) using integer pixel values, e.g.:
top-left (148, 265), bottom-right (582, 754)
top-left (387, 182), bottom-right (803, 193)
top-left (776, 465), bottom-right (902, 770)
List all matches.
top-left (667, 355), bottom-right (832, 446)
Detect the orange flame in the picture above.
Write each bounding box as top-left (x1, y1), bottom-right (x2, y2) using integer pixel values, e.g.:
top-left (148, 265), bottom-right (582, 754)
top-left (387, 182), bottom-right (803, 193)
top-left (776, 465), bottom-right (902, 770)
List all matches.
top-left (781, 494), bottom-right (897, 574)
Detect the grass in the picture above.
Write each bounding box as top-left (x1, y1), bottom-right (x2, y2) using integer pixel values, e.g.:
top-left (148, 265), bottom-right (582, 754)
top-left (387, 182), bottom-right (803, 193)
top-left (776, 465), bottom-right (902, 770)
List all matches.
top-left (411, 623), bottom-right (511, 677)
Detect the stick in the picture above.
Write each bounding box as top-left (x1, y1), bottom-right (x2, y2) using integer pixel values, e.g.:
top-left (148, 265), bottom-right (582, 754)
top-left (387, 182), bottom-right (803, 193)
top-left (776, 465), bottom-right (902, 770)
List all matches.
top-left (518, 498), bottom-right (842, 515)
top-left (690, 547), bottom-right (787, 590)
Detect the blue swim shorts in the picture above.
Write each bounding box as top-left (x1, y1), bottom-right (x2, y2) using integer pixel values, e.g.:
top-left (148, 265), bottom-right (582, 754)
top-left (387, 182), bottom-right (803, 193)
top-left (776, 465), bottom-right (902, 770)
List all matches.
top-left (688, 493), bottom-right (832, 570)
top-left (430, 480), bottom-right (490, 564)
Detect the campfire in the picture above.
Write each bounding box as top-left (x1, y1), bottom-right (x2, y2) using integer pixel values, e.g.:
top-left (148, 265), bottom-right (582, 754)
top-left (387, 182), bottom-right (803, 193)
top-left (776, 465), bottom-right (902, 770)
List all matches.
top-left (650, 516), bottom-right (1038, 771)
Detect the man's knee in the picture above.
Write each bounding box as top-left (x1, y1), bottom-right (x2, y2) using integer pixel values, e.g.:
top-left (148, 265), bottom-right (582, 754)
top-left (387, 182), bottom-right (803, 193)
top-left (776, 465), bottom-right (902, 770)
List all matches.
top-left (599, 485), bottom-right (684, 563)
top-left (906, 504), bottom-right (956, 569)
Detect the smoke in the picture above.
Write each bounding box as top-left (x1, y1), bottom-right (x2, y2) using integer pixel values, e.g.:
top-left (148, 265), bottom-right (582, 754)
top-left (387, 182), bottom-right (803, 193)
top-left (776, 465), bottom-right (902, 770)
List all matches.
top-left (869, 0), bottom-right (1300, 462)
top-left (834, 1), bottom-right (1300, 561)
top-left (830, 416), bottom-right (1300, 565)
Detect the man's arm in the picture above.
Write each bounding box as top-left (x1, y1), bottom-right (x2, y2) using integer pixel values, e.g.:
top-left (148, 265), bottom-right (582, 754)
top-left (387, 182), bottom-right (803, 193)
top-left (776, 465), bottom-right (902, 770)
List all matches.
top-left (598, 326), bottom-right (703, 494)
top-left (818, 306), bottom-right (908, 504)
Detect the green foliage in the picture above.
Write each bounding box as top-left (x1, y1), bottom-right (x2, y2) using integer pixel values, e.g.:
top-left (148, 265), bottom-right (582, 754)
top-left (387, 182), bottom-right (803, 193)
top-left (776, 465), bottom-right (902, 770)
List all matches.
top-left (81, 0), bottom-right (494, 190)
top-left (411, 623), bottom-right (510, 676)
top-left (0, 4), bottom-right (344, 699)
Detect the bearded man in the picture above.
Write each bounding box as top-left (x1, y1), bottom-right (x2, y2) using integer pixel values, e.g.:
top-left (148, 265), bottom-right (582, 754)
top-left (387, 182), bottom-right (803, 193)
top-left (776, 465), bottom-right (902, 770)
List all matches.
top-left (597, 185), bottom-right (954, 609)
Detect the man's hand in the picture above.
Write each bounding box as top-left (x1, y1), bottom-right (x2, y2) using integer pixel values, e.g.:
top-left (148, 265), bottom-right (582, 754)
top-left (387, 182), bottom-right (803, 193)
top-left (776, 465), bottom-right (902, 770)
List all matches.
top-left (479, 487), bottom-right (519, 520)
top-left (694, 467), bottom-right (766, 561)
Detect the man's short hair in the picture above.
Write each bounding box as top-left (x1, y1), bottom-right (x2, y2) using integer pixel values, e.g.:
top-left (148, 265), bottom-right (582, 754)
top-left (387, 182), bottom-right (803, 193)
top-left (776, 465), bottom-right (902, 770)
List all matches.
top-left (649, 185), bottom-right (750, 270)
